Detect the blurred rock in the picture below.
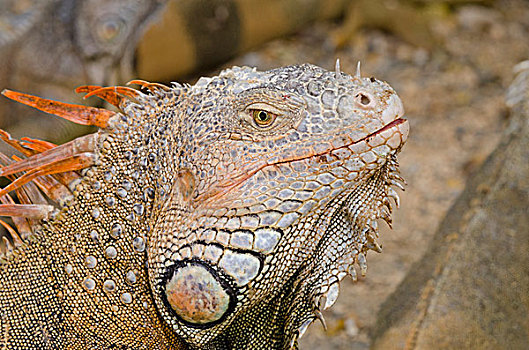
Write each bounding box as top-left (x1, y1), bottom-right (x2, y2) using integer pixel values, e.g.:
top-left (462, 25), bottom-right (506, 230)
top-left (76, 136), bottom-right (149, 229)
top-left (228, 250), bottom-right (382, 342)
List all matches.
top-left (371, 61), bottom-right (529, 349)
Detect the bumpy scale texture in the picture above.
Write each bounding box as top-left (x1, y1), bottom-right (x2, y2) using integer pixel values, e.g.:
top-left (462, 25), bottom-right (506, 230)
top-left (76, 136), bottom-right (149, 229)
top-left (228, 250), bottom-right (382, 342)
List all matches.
top-left (0, 63), bottom-right (409, 349)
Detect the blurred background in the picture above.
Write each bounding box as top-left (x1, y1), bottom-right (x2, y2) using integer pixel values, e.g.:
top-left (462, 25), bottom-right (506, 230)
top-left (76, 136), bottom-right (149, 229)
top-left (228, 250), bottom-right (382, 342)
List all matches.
top-left (0, 0), bottom-right (528, 348)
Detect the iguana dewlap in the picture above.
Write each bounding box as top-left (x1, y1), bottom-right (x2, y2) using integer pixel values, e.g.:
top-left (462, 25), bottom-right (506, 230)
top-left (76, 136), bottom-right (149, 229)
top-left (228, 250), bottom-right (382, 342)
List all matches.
top-left (0, 62), bottom-right (408, 349)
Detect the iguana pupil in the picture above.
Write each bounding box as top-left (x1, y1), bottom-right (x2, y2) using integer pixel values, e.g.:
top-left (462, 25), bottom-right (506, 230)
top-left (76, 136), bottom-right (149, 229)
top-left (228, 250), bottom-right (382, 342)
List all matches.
top-left (253, 109), bottom-right (274, 126)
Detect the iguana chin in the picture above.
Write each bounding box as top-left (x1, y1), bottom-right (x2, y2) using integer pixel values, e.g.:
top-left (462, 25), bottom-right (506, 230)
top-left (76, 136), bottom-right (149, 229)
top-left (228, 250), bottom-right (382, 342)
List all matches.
top-left (0, 61), bottom-right (408, 349)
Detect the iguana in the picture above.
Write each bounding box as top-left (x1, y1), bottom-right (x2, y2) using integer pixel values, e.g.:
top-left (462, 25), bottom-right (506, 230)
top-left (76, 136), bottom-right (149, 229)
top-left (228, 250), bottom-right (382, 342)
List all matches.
top-left (0, 62), bottom-right (408, 349)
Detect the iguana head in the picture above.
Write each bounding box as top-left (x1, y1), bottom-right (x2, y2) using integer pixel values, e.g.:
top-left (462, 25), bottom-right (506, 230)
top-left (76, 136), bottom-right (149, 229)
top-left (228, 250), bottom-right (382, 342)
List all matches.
top-left (146, 63), bottom-right (408, 347)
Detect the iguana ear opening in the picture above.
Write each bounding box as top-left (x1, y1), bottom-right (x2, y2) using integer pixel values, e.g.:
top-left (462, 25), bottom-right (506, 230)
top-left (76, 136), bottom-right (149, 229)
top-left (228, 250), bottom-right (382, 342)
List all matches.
top-left (176, 168), bottom-right (196, 203)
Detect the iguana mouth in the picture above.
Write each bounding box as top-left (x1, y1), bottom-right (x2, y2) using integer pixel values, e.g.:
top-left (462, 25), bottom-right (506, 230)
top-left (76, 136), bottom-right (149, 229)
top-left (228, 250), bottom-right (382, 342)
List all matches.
top-left (372, 117), bottom-right (407, 136)
top-left (337, 117), bottom-right (408, 152)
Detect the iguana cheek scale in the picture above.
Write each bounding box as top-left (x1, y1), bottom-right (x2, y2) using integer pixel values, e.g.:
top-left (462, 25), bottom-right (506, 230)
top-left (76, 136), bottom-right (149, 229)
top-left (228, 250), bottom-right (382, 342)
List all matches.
top-left (0, 61), bottom-right (408, 349)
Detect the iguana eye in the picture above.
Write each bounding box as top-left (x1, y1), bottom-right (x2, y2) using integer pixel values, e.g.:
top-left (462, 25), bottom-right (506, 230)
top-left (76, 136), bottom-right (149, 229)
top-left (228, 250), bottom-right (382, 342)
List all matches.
top-left (96, 17), bottom-right (125, 43)
top-left (251, 109), bottom-right (277, 127)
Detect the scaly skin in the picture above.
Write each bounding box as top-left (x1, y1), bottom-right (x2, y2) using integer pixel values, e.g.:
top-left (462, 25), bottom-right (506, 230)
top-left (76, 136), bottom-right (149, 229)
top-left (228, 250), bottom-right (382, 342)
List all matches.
top-left (0, 63), bottom-right (408, 349)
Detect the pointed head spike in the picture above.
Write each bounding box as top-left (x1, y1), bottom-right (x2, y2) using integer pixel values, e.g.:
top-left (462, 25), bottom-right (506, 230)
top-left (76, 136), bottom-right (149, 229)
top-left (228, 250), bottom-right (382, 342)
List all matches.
top-left (314, 309), bottom-right (328, 331)
top-left (356, 61), bottom-right (362, 79)
top-left (1, 89), bottom-right (113, 128)
top-left (348, 264), bottom-right (358, 281)
top-left (335, 58), bottom-right (341, 78)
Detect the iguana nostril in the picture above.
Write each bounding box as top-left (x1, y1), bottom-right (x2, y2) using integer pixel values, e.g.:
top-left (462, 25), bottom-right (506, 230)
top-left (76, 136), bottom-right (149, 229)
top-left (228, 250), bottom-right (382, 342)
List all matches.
top-left (163, 261), bottom-right (234, 327)
top-left (355, 92), bottom-right (372, 106)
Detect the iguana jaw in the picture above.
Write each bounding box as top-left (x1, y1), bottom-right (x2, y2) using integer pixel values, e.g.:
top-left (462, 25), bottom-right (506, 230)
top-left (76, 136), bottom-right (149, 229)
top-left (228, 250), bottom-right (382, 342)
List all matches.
top-left (283, 149), bottom-right (406, 346)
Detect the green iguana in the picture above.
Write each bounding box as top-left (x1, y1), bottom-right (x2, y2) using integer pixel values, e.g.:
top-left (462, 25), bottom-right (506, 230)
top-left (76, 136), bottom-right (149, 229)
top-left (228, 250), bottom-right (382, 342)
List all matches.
top-left (0, 62), bottom-right (408, 349)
